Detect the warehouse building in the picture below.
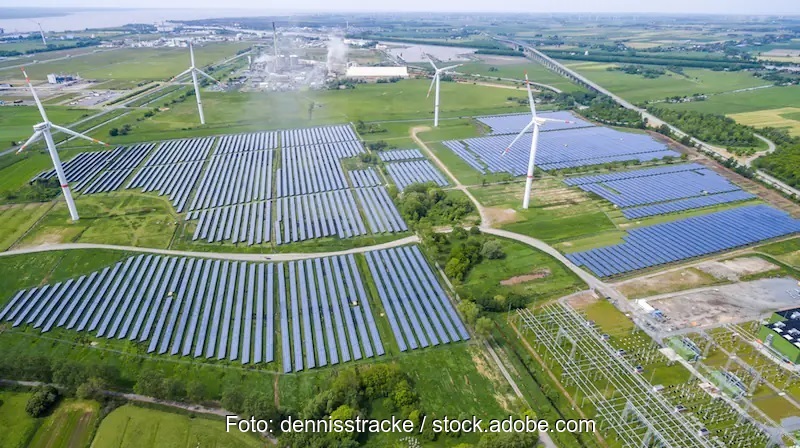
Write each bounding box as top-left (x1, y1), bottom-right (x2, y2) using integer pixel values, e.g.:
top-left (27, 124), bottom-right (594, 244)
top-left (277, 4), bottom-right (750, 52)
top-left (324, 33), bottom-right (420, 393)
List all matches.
top-left (344, 66), bottom-right (408, 82)
top-left (758, 307), bottom-right (800, 364)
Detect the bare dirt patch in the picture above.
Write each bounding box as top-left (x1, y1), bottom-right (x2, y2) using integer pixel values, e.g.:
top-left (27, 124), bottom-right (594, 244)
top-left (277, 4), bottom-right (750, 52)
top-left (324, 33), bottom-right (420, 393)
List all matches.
top-left (500, 268), bottom-right (551, 285)
top-left (469, 347), bottom-right (514, 412)
top-left (646, 277), bottom-right (800, 331)
top-left (484, 207), bottom-right (517, 225)
top-left (616, 267), bottom-right (720, 299)
top-left (565, 291), bottom-right (600, 309)
top-left (697, 256), bottom-right (779, 281)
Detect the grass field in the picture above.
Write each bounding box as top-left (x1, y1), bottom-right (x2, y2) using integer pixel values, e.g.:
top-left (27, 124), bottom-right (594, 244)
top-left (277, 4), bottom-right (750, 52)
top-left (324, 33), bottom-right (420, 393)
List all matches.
top-left (0, 106), bottom-right (92, 150)
top-left (0, 43), bottom-right (252, 82)
top-left (457, 236), bottom-right (586, 303)
top-left (0, 147), bottom-right (101, 196)
top-left (18, 193), bottom-right (178, 249)
top-left (456, 60), bottom-right (585, 93)
top-left (561, 61), bottom-right (768, 103)
top-left (729, 107), bottom-right (800, 137)
top-left (0, 390), bottom-right (40, 448)
top-left (27, 399), bottom-right (99, 448)
top-left (56, 79), bottom-right (530, 147)
top-left (662, 85), bottom-right (800, 115)
top-left (0, 203), bottom-right (53, 250)
top-left (468, 179), bottom-right (619, 243)
top-left (91, 405), bottom-right (261, 448)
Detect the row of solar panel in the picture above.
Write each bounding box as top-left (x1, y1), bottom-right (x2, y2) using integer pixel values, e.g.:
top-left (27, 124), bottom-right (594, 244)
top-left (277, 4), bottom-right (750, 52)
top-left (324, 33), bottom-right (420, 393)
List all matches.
top-left (190, 201), bottom-right (272, 245)
top-left (275, 141), bottom-right (364, 198)
top-left (127, 160), bottom-right (206, 212)
top-left (0, 255), bottom-right (275, 364)
top-left (445, 127), bottom-right (680, 175)
top-left (577, 168), bottom-right (740, 208)
top-left (566, 205), bottom-right (800, 277)
top-left (189, 150), bottom-right (274, 212)
top-left (622, 191), bottom-right (757, 219)
top-left (349, 168), bottom-right (382, 188)
top-left (475, 111), bottom-right (593, 135)
top-left (215, 132), bottom-right (279, 154)
top-left (563, 163), bottom-right (706, 186)
top-left (281, 255), bottom-right (385, 372)
top-left (355, 187), bottom-right (409, 234)
top-left (35, 150), bottom-right (116, 191)
top-left (442, 140), bottom-right (486, 173)
top-left (378, 149), bottom-right (425, 161)
top-left (79, 144), bottom-right (160, 195)
top-left (274, 190), bottom-right (368, 245)
top-left (281, 124), bottom-right (358, 148)
top-left (145, 137), bottom-right (215, 167)
top-left (386, 160), bottom-right (449, 191)
top-left (365, 246), bottom-right (470, 351)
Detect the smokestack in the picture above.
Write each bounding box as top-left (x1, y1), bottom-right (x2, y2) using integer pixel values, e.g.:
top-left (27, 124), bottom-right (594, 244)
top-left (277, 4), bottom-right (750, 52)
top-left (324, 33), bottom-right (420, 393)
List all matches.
top-left (272, 22), bottom-right (278, 59)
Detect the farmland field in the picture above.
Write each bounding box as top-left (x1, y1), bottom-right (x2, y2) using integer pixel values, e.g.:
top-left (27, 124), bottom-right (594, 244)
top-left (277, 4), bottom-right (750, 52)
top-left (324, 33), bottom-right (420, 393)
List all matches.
top-left (456, 60), bottom-right (586, 92)
top-left (0, 203), bottom-right (52, 250)
top-left (0, 42), bottom-right (252, 82)
top-left (561, 61), bottom-right (768, 103)
top-left (728, 107), bottom-right (800, 136)
top-left (661, 85), bottom-right (800, 115)
top-left (27, 399), bottom-right (99, 448)
top-left (0, 106), bottom-right (92, 151)
top-left (91, 405), bottom-right (261, 448)
top-left (0, 390), bottom-right (40, 448)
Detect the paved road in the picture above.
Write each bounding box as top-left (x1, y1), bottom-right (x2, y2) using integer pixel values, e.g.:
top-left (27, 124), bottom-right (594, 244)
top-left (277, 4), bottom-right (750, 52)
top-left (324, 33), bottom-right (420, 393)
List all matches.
top-left (0, 235), bottom-right (421, 261)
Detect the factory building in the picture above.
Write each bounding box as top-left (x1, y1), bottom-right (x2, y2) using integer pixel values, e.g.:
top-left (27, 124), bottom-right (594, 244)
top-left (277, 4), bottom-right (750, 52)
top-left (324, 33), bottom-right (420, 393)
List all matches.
top-left (344, 66), bottom-right (409, 82)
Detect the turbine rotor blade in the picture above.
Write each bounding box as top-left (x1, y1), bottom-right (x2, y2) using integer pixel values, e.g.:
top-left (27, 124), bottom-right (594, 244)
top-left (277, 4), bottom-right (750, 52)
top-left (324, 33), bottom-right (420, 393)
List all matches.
top-left (501, 120), bottom-right (535, 156)
top-left (426, 74), bottom-right (437, 98)
top-left (440, 64), bottom-right (463, 72)
top-left (538, 117), bottom-right (574, 125)
top-left (189, 41), bottom-right (196, 68)
top-left (22, 68), bottom-right (49, 123)
top-left (195, 68), bottom-right (221, 85)
top-left (171, 68), bottom-right (193, 82)
top-left (17, 130), bottom-right (44, 154)
top-left (426, 54), bottom-right (438, 71)
top-left (50, 124), bottom-right (109, 146)
top-left (524, 71), bottom-right (537, 118)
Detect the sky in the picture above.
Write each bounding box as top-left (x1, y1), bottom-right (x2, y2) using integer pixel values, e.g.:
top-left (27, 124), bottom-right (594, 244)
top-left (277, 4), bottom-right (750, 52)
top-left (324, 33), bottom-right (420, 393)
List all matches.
top-left (10, 0), bottom-right (800, 14)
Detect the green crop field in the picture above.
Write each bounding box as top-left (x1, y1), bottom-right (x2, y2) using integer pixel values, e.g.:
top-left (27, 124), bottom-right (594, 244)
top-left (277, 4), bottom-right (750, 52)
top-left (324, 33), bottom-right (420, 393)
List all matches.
top-left (661, 85), bottom-right (800, 115)
top-left (561, 61), bottom-right (767, 103)
top-left (91, 405), bottom-right (261, 448)
top-left (59, 79), bottom-right (530, 147)
top-left (456, 60), bottom-right (585, 93)
top-left (27, 399), bottom-right (99, 448)
top-left (0, 43), bottom-right (251, 82)
top-left (0, 390), bottom-right (40, 448)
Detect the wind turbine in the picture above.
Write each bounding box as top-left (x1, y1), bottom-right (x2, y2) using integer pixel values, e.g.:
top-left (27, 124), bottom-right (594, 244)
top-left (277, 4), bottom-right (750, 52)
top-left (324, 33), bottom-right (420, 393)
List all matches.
top-left (425, 55), bottom-right (462, 127)
top-left (17, 68), bottom-right (109, 222)
top-left (170, 41), bottom-right (222, 125)
top-left (503, 72), bottom-right (572, 209)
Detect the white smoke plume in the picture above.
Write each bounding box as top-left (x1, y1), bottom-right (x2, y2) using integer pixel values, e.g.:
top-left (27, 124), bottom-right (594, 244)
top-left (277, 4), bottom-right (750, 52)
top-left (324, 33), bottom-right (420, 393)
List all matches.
top-left (326, 36), bottom-right (348, 74)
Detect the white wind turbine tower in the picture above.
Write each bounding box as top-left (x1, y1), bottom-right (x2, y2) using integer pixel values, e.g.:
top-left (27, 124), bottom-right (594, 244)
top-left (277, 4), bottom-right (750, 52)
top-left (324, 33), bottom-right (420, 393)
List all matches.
top-left (17, 68), bottom-right (109, 222)
top-left (425, 55), bottom-right (462, 127)
top-left (503, 72), bottom-right (573, 209)
top-left (36, 22), bottom-right (47, 46)
top-left (171, 41), bottom-right (222, 125)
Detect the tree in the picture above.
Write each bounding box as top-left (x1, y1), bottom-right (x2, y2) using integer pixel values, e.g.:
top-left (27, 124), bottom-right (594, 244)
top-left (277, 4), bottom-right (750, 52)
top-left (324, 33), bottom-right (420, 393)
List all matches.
top-left (25, 385), bottom-right (59, 417)
top-left (108, 127), bottom-right (119, 137)
top-left (134, 370), bottom-right (167, 399)
top-left (76, 377), bottom-right (106, 400)
top-left (221, 386), bottom-right (246, 413)
top-left (186, 381), bottom-right (206, 403)
top-left (475, 317), bottom-right (494, 338)
top-left (391, 380), bottom-right (417, 409)
top-left (480, 240), bottom-right (505, 259)
top-left (457, 300), bottom-right (480, 326)
top-left (243, 392), bottom-right (279, 421)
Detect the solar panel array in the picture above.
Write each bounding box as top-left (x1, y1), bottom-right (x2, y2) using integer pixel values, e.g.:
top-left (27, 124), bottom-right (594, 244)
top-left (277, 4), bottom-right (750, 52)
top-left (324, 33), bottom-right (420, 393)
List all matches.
top-left (189, 150), bottom-right (274, 211)
top-left (82, 144), bottom-right (155, 194)
top-left (274, 191), bottom-right (367, 245)
top-left (281, 124), bottom-right (358, 147)
top-left (0, 246), bottom-right (469, 371)
top-left (34, 150), bottom-right (116, 191)
top-left (143, 137), bottom-right (215, 167)
top-left (444, 126), bottom-right (680, 175)
top-left (365, 246), bottom-right (470, 351)
top-left (275, 142), bottom-right (362, 197)
top-left (282, 255), bottom-right (384, 372)
top-left (349, 168), bottom-right (382, 187)
top-left (189, 202), bottom-right (272, 245)
top-left (355, 187), bottom-right (408, 233)
top-left (378, 149), bottom-right (425, 161)
top-left (215, 132), bottom-right (279, 154)
top-left (566, 205), bottom-right (800, 277)
top-left (476, 111), bottom-right (594, 135)
top-left (564, 163), bottom-right (756, 219)
top-left (386, 160), bottom-right (449, 191)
